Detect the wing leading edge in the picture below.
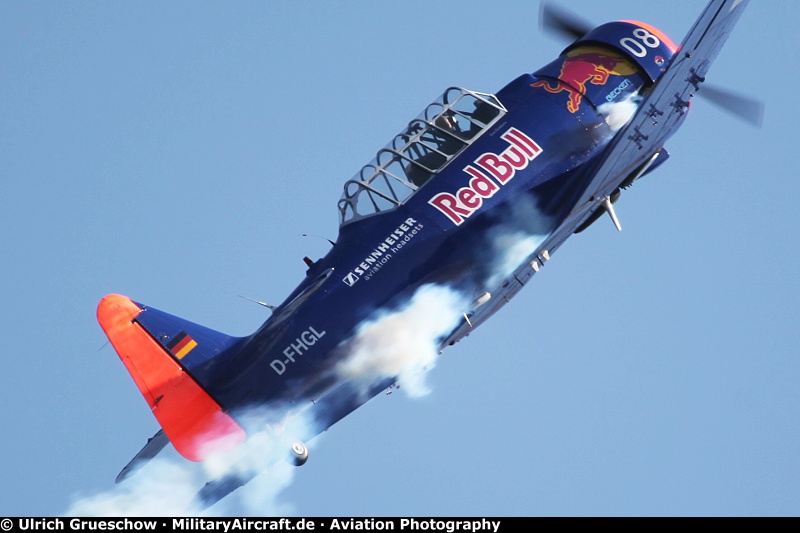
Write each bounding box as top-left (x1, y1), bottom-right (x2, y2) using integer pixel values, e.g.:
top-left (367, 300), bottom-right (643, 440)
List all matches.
top-left (578, 0), bottom-right (751, 205)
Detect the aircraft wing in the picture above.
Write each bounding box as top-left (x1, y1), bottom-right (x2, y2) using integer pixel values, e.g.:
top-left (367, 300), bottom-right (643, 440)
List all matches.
top-left (579, 0), bottom-right (750, 203)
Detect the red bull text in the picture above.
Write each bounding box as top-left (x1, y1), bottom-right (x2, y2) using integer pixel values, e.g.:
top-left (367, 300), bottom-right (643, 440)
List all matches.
top-left (428, 127), bottom-right (542, 226)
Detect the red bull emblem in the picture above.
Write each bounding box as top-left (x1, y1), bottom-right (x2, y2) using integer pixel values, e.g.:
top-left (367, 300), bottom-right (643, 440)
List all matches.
top-left (532, 48), bottom-right (637, 113)
top-left (428, 127), bottom-right (542, 226)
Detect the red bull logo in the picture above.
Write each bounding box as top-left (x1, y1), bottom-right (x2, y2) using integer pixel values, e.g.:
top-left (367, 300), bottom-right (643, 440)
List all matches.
top-left (428, 127), bottom-right (542, 226)
top-left (532, 48), bottom-right (637, 113)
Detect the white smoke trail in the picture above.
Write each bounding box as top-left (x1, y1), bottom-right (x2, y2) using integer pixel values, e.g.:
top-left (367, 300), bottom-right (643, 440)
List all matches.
top-left (65, 407), bottom-right (318, 517)
top-left (65, 456), bottom-right (205, 517)
top-left (483, 194), bottom-right (552, 288)
top-left (335, 284), bottom-right (469, 398)
top-left (597, 91), bottom-right (642, 132)
top-left (485, 231), bottom-right (547, 288)
top-left (333, 197), bottom-right (553, 404)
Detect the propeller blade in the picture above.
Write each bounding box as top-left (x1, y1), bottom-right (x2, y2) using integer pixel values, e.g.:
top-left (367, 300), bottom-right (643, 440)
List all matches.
top-left (697, 84), bottom-right (765, 128)
top-left (539, 0), bottom-right (594, 43)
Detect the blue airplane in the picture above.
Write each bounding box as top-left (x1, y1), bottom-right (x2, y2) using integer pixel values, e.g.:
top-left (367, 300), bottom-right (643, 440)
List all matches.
top-left (97, 0), bottom-right (760, 509)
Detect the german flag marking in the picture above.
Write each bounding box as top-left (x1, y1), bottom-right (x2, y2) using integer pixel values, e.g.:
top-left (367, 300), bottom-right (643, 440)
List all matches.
top-left (167, 331), bottom-right (198, 360)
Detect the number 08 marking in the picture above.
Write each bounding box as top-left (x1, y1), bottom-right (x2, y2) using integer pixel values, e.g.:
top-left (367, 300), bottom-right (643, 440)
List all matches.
top-left (620, 28), bottom-right (661, 58)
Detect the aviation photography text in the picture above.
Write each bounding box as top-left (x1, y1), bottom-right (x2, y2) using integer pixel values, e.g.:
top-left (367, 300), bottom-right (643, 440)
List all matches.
top-left (6, 519), bottom-right (504, 533)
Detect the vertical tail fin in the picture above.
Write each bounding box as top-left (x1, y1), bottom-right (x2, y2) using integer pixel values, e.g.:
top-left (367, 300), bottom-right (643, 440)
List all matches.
top-left (97, 294), bottom-right (247, 461)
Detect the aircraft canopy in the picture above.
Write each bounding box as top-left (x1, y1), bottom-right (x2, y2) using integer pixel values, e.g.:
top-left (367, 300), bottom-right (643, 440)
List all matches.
top-left (338, 87), bottom-right (506, 226)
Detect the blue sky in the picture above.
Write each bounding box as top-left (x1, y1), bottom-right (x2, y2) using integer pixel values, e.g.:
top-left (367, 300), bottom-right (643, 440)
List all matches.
top-left (2, 0), bottom-right (799, 517)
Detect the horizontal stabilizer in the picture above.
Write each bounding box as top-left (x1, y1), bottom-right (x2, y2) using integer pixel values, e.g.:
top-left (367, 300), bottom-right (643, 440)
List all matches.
top-left (97, 294), bottom-right (246, 462)
top-left (194, 472), bottom-right (258, 511)
top-left (115, 429), bottom-right (169, 484)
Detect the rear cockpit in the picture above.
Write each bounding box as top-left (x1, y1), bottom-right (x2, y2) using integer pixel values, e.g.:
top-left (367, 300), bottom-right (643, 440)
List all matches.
top-left (338, 87), bottom-right (506, 226)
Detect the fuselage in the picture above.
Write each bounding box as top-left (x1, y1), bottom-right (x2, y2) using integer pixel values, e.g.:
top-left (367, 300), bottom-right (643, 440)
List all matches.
top-left (98, 4), bottom-right (755, 506)
top-left (201, 29), bottom-right (681, 437)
